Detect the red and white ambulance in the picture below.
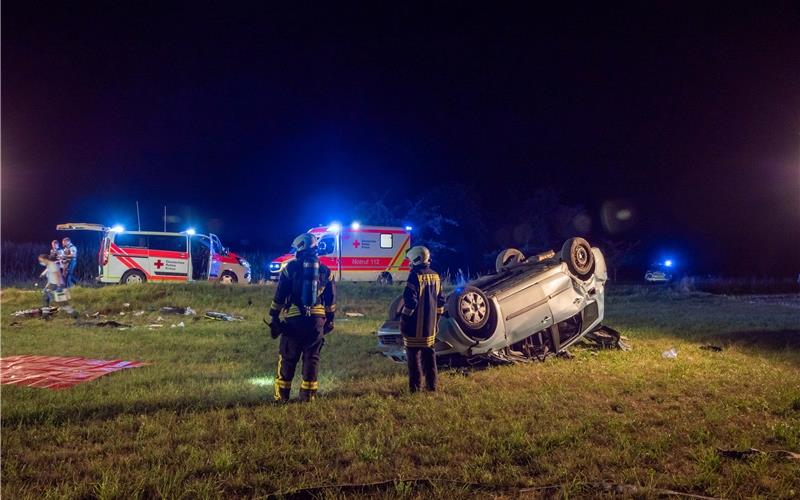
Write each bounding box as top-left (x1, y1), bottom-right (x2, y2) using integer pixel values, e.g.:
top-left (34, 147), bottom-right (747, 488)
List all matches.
top-left (270, 224), bottom-right (412, 283)
top-left (56, 223), bottom-right (251, 285)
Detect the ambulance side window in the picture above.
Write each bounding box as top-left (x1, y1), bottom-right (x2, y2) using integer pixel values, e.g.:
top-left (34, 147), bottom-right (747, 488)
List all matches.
top-left (114, 233), bottom-right (147, 248)
top-left (380, 234), bottom-right (393, 249)
top-left (149, 235), bottom-right (187, 253)
top-left (318, 236), bottom-right (336, 256)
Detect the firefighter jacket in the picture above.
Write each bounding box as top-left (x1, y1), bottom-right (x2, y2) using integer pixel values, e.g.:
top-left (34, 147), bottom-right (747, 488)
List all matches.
top-left (400, 264), bottom-right (445, 347)
top-left (269, 254), bottom-right (336, 321)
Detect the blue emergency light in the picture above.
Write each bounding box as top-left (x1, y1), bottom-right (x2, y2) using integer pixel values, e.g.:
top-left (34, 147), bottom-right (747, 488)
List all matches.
top-left (328, 223), bottom-right (341, 233)
top-left (185, 228), bottom-right (196, 235)
top-left (350, 221), bottom-right (361, 230)
top-left (110, 225), bottom-right (124, 233)
top-left (664, 259), bottom-right (673, 267)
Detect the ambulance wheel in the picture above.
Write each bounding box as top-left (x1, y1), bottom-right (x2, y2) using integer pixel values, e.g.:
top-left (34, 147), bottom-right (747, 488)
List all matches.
top-left (121, 270), bottom-right (147, 285)
top-left (219, 271), bottom-right (238, 284)
top-left (377, 272), bottom-right (393, 285)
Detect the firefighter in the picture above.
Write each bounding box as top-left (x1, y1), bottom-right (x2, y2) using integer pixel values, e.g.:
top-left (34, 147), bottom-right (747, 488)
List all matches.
top-left (400, 246), bottom-right (445, 392)
top-left (268, 233), bottom-right (336, 402)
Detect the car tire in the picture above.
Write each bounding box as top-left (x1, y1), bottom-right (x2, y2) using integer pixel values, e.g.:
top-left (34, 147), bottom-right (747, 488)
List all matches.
top-left (219, 271), bottom-right (238, 284)
top-left (560, 237), bottom-right (595, 280)
top-left (447, 285), bottom-right (495, 340)
top-left (387, 295), bottom-right (405, 320)
top-left (121, 269), bottom-right (147, 285)
top-left (495, 248), bottom-right (525, 273)
top-left (377, 272), bottom-right (393, 285)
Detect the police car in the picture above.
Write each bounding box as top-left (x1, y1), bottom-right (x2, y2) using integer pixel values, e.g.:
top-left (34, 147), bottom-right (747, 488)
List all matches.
top-left (270, 223), bottom-right (412, 283)
top-left (57, 223), bottom-right (251, 285)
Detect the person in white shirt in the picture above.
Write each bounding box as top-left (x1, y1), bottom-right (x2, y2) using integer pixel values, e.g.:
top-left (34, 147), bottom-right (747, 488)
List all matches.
top-left (39, 254), bottom-right (65, 307)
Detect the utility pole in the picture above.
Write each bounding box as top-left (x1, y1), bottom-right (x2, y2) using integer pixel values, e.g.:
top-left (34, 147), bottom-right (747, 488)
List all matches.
top-left (136, 201), bottom-right (142, 231)
top-left (163, 205), bottom-right (167, 232)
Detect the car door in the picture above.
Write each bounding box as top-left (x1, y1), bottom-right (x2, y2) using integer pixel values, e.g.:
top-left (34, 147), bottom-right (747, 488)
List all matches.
top-left (208, 234), bottom-right (223, 279)
top-left (147, 234), bottom-right (189, 281)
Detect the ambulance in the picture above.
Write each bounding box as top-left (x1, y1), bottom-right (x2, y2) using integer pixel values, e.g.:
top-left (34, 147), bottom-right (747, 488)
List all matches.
top-left (56, 223), bottom-right (251, 285)
top-left (269, 223), bottom-right (412, 283)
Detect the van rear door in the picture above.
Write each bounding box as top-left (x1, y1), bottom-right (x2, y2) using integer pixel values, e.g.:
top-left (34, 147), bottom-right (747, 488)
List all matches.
top-left (147, 234), bottom-right (189, 281)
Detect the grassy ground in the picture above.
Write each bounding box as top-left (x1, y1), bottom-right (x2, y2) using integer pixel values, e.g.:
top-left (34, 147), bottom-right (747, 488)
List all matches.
top-left (1, 283), bottom-right (799, 498)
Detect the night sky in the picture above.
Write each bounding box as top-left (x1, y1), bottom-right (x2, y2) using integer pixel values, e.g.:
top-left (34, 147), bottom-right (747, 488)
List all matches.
top-left (3, 2), bottom-right (799, 274)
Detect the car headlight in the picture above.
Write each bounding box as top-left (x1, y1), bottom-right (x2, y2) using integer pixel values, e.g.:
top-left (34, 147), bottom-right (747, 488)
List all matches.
top-left (269, 262), bottom-right (282, 271)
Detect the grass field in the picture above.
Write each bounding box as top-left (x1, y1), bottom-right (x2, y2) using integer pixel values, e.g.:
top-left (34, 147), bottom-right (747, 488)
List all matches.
top-left (1, 283), bottom-right (799, 498)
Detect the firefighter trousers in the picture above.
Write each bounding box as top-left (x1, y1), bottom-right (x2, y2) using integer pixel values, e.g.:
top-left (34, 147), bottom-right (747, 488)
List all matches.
top-left (406, 346), bottom-right (437, 392)
top-left (274, 317), bottom-right (325, 401)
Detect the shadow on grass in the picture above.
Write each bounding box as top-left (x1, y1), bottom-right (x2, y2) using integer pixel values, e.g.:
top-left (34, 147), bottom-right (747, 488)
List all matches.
top-left (703, 330), bottom-right (800, 350)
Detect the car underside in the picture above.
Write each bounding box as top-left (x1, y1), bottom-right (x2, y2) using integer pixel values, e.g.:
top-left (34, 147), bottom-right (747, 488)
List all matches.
top-left (377, 238), bottom-right (627, 364)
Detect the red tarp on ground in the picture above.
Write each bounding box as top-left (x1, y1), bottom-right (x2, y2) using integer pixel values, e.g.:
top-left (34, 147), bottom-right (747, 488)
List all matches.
top-left (0, 355), bottom-right (148, 389)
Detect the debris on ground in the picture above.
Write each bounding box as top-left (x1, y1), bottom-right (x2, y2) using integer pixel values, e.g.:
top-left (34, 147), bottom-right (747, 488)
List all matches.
top-left (160, 306), bottom-right (196, 316)
top-left (717, 447), bottom-right (800, 461)
top-left (11, 307), bottom-right (58, 318)
top-left (134, 311), bottom-right (145, 316)
top-left (147, 324), bottom-right (164, 329)
top-left (204, 311), bottom-right (244, 321)
top-left (583, 326), bottom-right (631, 351)
top-left (9, 321), bottom-right (21, 327)
top-left (345, 312), bottom-right (365, 318)
top-left (77, 320), bottom-right (132, 329)
top-left (699, 344), bottom-right (723, 352)
top-left (86, 311), bottom-right (101, 318)
top-left (119, 311), bottom-right (126, 316)
top-left (170, 321), bottom-right (185, 328)
top-left (662, 347), bottom-right (678, 359)
top-left (122, 303), bottom-right (130, 308)
top-left (156, 316), bottom-right (164, 322)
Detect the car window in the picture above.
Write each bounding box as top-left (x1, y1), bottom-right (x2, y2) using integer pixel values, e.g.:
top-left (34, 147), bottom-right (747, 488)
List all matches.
top-left (148, 235), bottom-right (187, 253)
top-left (114, 233), bottom-right (147, 248)
top-left (318, 236), bottom-right (336, 255)
top-left (380, 234), bottom-right (393, 249)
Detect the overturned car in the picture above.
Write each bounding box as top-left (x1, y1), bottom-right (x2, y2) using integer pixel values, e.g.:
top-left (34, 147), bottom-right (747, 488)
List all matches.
top-left (377, 238), bottom-right (622, 364)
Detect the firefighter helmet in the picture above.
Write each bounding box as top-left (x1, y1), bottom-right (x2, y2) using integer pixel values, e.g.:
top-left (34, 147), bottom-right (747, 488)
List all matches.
top-left (292, 233), bottom-right (318, 252)
top-left (407, 246), bottom-right (431, 266)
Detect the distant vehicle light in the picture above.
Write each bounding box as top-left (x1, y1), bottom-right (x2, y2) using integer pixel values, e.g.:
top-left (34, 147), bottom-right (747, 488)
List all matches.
top-left (110, 225), bottom-right (124, 233)
top-left (664, 260), bottom-right (673, 267)
top-left (185, 228), bottom-right (196, 235)
top-left (269, 262), bottom-right (281, 271)
top-left (350, 221), bottom-right (361, 230)
top-left (328, 223), bottom-right (341, 233)
top-left (405, 226), bottom-right (413, 231)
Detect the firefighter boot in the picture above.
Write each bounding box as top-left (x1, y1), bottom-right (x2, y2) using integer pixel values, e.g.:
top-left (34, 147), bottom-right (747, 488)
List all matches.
top-left (298, 388), bottom-right (317, 402)
top-left (299, 380), bottom-right (318, 402)
top-left (274, 387), bottom-right (291, 403)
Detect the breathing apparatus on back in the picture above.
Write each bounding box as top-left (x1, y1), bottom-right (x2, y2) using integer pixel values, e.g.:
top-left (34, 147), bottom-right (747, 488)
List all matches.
top-left (292, 233), bottom-right (320, 315)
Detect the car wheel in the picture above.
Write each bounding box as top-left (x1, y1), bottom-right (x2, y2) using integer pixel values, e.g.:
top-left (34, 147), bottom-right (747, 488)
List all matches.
top-left (447, 285), bottom-right (495, 339)
top-left (121, 270), bottom-right (147, 285)
top-left (377, 272), bottom-right (393, 285)
top-left (219, 271), bottom-right (238, 284)
top-left (495, 248), bottom-right (525, 273)
top-left (560, 237), bottom-right (595, 280)
top-left (387, 295), bottom-right (404, 320)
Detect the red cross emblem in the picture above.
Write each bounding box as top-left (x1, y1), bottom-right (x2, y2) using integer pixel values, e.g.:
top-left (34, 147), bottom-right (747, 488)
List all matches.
top-left (353, 240), bottom-right (360, 248)
top-left (153, 259), bottom-right (164, 269)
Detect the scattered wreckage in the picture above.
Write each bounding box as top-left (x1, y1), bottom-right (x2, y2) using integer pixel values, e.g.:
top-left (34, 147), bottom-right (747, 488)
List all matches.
top-left (377, 237), bottom-right (628, 365)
